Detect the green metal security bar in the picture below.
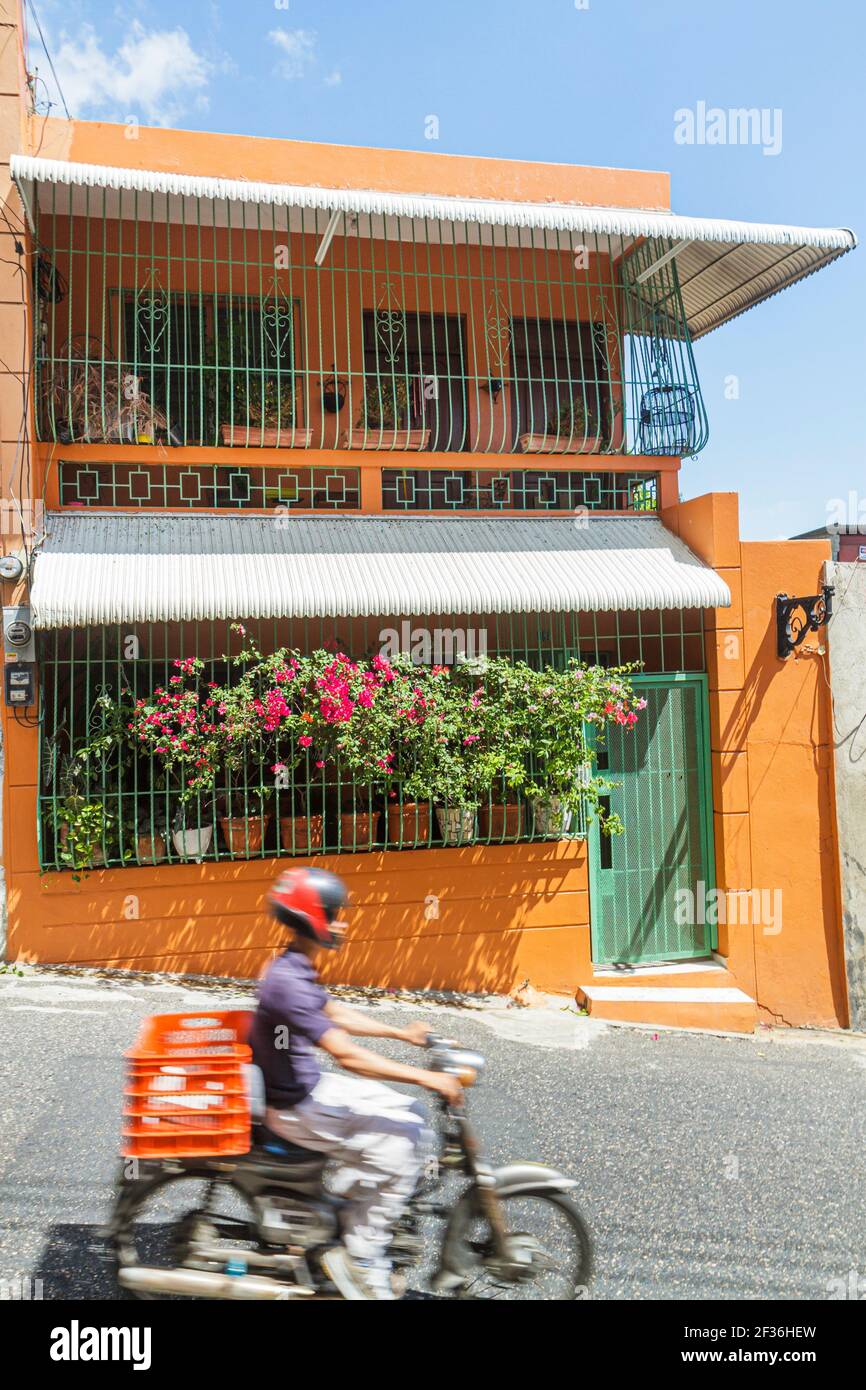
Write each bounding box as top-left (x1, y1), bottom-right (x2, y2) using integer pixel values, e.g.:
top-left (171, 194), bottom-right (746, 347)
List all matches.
top-left (37, 611), bottom-right (705, 872)
top-left (32, 182), bottom-right (708, 457)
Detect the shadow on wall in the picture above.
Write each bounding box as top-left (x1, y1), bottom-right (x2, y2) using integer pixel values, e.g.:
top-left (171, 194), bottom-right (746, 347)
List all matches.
top-left (9, 843), bottom-right (585, 996)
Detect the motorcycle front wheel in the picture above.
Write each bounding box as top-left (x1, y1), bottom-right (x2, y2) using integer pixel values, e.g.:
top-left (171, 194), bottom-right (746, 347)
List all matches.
top-left (442, 1186), bottom-right (594, 1300)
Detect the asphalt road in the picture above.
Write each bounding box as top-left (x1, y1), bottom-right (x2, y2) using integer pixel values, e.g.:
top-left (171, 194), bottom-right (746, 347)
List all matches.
top-left (1, 966), bottom-right (864, 1301)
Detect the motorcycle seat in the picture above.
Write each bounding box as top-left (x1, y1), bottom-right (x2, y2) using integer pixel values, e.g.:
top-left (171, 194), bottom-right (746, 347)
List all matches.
top-left (251, 1122), bottom-right (325, 1165)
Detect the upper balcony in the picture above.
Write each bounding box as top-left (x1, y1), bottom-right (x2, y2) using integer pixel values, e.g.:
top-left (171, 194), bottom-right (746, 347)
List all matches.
top-left (14, 147), bottom-right (853, 504)
top-left (26, 182), bottom-right (709, 476)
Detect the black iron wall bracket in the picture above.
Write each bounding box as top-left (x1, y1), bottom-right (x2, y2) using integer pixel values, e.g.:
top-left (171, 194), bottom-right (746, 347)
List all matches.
top-left (776, 585), bottom-right (834, 659)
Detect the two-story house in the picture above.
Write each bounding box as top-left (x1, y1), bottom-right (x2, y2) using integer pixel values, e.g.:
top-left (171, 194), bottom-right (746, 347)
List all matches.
top-left (0, 11), bottom-right (855, 1032)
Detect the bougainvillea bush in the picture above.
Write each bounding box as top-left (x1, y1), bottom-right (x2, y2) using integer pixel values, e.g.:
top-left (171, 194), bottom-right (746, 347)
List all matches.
top-left (124, 634), bottom-right (645, 834)
top-left (127, 656), bottom-right (223, 801)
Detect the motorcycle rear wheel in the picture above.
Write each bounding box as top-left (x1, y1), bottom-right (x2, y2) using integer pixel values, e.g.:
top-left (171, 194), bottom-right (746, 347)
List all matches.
top-left (111, 1170), bottom-right (260, 1301)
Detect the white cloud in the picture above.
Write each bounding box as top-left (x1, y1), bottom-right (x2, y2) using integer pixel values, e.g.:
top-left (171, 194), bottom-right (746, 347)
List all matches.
top-left (268, 28), bottom-right (317, 80)
top-left (324, 69), bottom-right (342, 88)
top-left (51, 22), bottom-right (211, 125)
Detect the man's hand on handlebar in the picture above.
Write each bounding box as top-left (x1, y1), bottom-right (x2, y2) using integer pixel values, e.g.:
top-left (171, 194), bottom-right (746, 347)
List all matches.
top-left (423, 1071), bottom-right (465, 1108)
top-left (399, 1020), bottom-right (435, 1047)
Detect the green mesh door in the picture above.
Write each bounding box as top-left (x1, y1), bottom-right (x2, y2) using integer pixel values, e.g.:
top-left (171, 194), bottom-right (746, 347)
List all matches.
top-left (588, 674), bottom-right (715, 964)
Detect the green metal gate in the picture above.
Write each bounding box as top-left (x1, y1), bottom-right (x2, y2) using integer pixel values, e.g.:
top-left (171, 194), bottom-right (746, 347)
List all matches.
top-left (588, 673), bottom-right (716, 964)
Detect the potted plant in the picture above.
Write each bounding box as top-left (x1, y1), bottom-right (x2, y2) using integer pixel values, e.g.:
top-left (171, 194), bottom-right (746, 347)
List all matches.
top-left (519, 394), bottom-right (600, 454)
top-left (385, 793), bottom-right (431, 848)
top-left (127, 656), bottom-right (224, 860)
top-left (279, 785), bottom-right (325, 856)
top-left (342, 377), bottom-right (429, 451)
top-left (220, 373), bottom-right (311, 448)
top-left (429, 659), bottom-right (526, 846)
top-left (170, 804), bottom-right (214, 862)
top-left (133, 805), bottom-right (168, 863)
top-left (507, 660), bottom-right (645, 838)
top-left (50, 766), bottom-right (116, 877)
top-left (338, 786), bottom-right (381, 849)
top-left (478, 784), bottom-right (526, 841)
top-left (47, 725), bottom-right (130, 876)
top-left (218, 784), bottom-right (273, 856)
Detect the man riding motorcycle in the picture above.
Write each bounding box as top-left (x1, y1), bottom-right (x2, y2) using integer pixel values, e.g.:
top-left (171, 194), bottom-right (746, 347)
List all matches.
top-left (250, 867), bottom-right (463, 1300)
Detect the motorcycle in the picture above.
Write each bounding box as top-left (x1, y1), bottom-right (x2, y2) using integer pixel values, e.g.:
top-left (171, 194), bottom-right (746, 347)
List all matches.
top-left (110, 1033), bottom-right (593, 1300)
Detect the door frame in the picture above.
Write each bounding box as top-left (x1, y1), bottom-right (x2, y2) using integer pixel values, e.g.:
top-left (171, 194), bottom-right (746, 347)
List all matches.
top-left (587, 671), bottom-right (717, 965)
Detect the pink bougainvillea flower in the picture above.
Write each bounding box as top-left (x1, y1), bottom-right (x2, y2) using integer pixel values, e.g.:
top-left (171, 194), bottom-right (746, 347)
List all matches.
top-left (298, 735), bottom-right (313, 748)
top-left (463, 734), bottom-right (480, 744)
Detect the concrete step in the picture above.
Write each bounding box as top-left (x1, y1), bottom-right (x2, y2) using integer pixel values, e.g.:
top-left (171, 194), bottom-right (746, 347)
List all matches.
top-left (576, 964), bottom-right (757, 1033)
top-left (587, 958), bottom-right (732, 990)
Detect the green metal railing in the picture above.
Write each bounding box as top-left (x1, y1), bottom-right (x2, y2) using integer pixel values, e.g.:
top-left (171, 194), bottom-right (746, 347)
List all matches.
top-left (37, 611), bottom-right (705, 871)
top-left (32, 182), bottom-right (708, 456)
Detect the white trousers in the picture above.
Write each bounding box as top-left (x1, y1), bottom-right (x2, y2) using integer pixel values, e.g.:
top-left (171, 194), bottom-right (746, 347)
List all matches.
top-left (267, 1072), bottom-right (430, 1273)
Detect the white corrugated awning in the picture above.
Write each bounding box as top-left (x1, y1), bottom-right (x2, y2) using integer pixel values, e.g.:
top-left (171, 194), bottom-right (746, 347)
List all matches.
top-left (10, 153), bottom-right (855, 337)
top-left (30, 513), bottom-right (731, 628)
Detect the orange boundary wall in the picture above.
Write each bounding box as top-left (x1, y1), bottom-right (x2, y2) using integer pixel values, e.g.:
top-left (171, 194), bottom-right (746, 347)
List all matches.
top-left (663, 493), bottom-right (847, 1029)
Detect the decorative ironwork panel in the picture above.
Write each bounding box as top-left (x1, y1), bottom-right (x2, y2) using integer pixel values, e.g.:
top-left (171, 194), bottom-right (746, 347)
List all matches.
top-left (382, 468), bottom-right (658, 512)
top-left (58, 460), bottom-right (361, 511)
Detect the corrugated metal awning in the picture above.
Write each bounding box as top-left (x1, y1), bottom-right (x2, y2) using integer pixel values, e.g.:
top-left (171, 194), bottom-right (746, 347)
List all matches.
top-left (10, 153), bottom-right (855, 337)
top-left (30, 513), bottom-right (731, 628)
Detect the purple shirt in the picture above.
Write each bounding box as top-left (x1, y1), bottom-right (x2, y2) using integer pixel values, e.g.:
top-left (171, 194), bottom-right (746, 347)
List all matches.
top-left (250, 949), bottom-right (332, 1108)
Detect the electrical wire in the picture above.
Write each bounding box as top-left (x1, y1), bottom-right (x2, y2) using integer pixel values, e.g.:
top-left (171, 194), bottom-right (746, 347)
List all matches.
top-left (24, 0), bottom-right (71, 120)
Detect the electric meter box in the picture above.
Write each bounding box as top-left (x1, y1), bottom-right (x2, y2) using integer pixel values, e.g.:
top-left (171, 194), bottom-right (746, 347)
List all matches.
top-left (3, 605), bottom-right (36, 662)
top-left (5, 664), bottom-right (35, 707)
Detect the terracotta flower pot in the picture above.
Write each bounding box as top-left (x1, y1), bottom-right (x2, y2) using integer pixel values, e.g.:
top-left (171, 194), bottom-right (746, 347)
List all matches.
top-left (136, 831), bottom-right (167, 864)
top-left (341, 426), bottom-right (430, 451)
top-left (221, 424), bottom-right (312, 448)
top-left (219, 815), bottom-right (271, 855)
top-left (279, 814), bottom-right (324, 855)
top-left (339, 810), bottom-right (381, 847)
top-left (435, 806), bottom-right (476, 846)
top-left (479, 802), bottom-right (524, 840)
top-left (518, 432), bottom-right (602, 455)
top-left (386, 801), bottom-right (431, 846)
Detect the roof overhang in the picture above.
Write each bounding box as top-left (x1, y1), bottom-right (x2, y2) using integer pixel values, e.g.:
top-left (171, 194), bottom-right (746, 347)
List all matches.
top-left (30, 513), bottom-right (731, 629)
top-left (10, 153), bottom-right (856, 337)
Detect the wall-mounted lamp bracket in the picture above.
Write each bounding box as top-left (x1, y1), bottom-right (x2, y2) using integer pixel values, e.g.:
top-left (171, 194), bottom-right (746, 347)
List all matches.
top-left (776, 585), bottom-right (834, 659)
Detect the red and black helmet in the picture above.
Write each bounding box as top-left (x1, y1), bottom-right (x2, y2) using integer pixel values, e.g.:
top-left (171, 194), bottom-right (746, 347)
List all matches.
top-left (268, 868), bottom-right (348, 949)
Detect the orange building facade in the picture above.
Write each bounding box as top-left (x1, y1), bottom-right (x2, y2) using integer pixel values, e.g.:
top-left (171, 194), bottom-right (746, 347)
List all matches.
top-left (0, 3), bottom-right (855, 1031)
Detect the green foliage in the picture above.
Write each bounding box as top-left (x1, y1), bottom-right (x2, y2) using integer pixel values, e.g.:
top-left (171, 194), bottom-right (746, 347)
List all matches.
top-left (360, 376), bottom-right (409, 428)
top-left (547, 394), bottom-right (593, 438)
top-left (50, 796), bottom-right (117, 876)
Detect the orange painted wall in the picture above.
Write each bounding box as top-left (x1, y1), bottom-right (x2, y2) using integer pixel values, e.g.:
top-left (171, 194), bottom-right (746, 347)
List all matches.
top-left (664, 493), bottom-right (846, 1028)
top-left (8, 840), bottom-right (592, 995)
top-left (31, 116), bottom-right (671, 212)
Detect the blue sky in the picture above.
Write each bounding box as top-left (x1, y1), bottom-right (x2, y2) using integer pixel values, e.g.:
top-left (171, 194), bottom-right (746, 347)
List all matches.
top-left (27, 0), bottom-right (864, 539)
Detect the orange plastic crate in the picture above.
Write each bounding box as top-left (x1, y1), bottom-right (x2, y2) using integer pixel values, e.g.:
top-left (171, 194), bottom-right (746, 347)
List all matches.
top-left (122, 1010), bottom-right (254, 1159)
